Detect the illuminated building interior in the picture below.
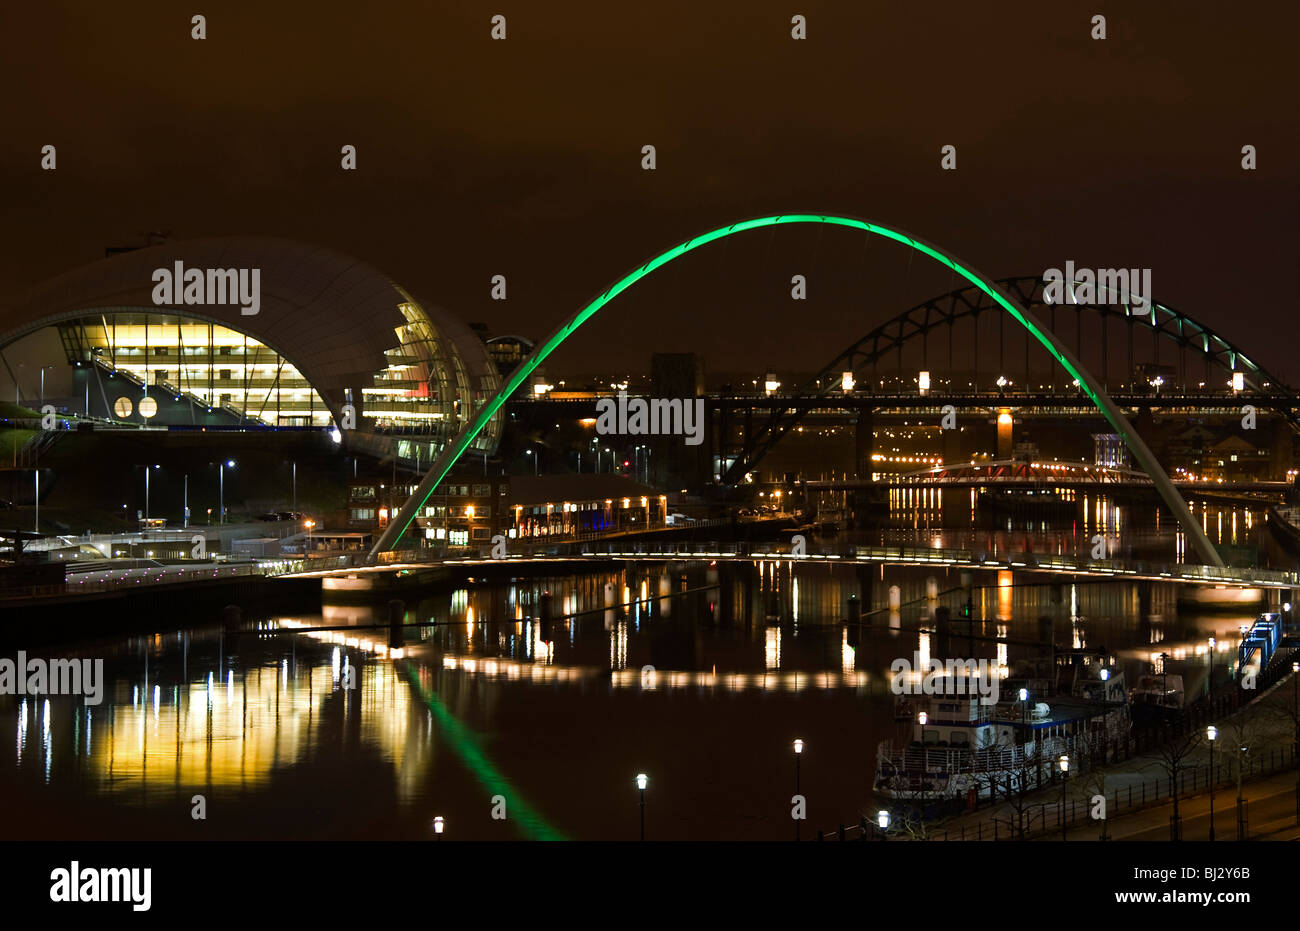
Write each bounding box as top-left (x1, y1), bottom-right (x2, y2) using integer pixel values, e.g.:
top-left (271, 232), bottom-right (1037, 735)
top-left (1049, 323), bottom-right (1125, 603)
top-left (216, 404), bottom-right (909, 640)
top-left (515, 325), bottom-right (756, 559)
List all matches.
top-left (51, 302), bottom-right (501, 455)
top-left (60, 313), bottom-right (331, 426)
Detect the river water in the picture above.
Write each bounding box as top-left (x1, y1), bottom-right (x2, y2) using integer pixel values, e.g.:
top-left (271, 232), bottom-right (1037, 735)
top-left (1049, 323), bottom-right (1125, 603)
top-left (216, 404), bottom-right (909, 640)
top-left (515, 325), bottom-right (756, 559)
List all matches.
top-left (0, 495), bottom-right (1278, 840)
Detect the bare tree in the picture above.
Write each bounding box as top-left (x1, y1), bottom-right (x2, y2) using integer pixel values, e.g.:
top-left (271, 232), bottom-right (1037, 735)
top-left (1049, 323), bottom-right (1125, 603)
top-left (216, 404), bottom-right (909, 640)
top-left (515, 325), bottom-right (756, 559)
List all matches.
top-left (1265, 673), bottom-right (1300, 825)
top-left (1078, 765), bottom-right (1111, 841)
top-left (1218, 711), bottom-right (1268, 840)
top-left (1145, 727), bottom-right (1204, 840)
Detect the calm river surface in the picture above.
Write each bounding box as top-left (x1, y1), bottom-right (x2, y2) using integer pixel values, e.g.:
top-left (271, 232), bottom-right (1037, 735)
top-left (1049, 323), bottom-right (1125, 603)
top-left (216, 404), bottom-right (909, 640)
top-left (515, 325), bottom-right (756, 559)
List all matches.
top-left (0, 551), bottom-right (1269, 840)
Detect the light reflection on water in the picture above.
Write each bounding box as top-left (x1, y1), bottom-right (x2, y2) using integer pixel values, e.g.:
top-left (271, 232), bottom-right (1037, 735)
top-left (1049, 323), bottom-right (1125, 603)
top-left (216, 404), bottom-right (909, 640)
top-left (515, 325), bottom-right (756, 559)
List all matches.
top-left (0, 559), bottom-right (1264, 840)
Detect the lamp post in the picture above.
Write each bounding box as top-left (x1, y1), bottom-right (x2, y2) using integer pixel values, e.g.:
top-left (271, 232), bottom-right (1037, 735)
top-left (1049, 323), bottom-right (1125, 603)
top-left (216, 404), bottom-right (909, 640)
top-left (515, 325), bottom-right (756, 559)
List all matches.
top-left (635, 773), bottom-right (648, 841)
top-left (218, 459), bottom-right (235, 524)
top-left (793, 739), bottom-right (804, 840)
top-left (1207, 724), bottom-right (1218, 841)
top-left (876, 809), bottom-right (890, 841)
top-left (432, 816), bottom-right (444, 840)
top-left (1019, 687), bottom-right (1030, 793)
top-left (525, 448), bottom-right (537, 476)
top-left (1206, 637), bottom-right (1216, 698)
top-left (1058, 754), bottom-right (1070, 840)
top-left (304, 518), bottom-right (315, 555)
top-left (144, 464), bottom-right (160, 521)
top-left (292, 460), bottom-right (297, 512)
top-left (1292, 660), bottom-right (1299, 824)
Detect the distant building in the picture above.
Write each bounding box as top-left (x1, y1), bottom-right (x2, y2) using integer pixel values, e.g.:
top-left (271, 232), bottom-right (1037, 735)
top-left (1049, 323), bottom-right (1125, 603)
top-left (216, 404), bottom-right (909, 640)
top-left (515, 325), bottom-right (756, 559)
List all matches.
top-left (1203, 436), bottom-right (1268, 482)
top-left (349, 474), bottom-right (508, 548)
top-left (650, 353), bottom-right (707, 489)
top-left (485, 335), bottom-right (536, 377)
top-left (506, 474), bottom-right (666, 538)
top-left (1093, 434), bottom-right (1129, 468)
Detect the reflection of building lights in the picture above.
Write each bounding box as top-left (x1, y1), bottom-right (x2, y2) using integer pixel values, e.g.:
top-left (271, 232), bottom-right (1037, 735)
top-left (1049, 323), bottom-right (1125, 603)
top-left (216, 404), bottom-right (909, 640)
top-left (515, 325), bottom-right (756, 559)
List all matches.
top-left (765, 626), bottom-right (781, 669)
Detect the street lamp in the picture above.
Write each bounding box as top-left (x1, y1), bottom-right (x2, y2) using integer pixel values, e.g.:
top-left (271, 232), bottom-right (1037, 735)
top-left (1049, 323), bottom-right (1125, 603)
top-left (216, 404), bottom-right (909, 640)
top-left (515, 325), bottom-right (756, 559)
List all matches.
top-left (432, 816), bottom-right (444, 840)
top-left (635, 773), bottom-right (648, 841)
top-left (304, 518), bottom-right (315, 555)
top-left (38, 364), bottom-right (54, 408)
top-left (524, 448), bottom-right (537, 476)
top-left (1019, 688), bottom-right (1031, 802)
top-left (1207, 637), bottom-right (1217, 697)
top-left (876, 809), bottom-right (890, 841)
top-left (1292, 661), bottom-right (1300, 824)
top-left (139, 464), bottom-right (160, 522)
top-left (1058, 754), bottom-right (1070, 840)
top-left (218, 459), bottom-right (235, 524)
top-left (1207, 724), bottom-right (1218, 841)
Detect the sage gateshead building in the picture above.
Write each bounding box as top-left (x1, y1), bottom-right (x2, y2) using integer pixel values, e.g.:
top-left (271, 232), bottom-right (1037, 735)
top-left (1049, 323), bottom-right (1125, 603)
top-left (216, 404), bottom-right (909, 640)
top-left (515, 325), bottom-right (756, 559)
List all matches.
top-left (0, 237), bottom-right (502, 463)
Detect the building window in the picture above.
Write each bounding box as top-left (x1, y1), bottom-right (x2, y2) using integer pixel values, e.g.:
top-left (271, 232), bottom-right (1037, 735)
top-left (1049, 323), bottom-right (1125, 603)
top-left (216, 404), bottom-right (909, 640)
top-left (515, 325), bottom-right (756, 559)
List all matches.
top-left (471, 484), bottom-right (490, 496)
top-left (350, 508), bottom-right (376, 521)
top-left (219, 369), bottom-right (232, 380)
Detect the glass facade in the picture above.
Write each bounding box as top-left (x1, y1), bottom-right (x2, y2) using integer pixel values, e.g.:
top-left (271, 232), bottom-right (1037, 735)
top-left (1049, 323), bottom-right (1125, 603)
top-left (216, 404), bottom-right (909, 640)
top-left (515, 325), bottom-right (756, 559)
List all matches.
top-left (60, 312), bottom-right (330, 426)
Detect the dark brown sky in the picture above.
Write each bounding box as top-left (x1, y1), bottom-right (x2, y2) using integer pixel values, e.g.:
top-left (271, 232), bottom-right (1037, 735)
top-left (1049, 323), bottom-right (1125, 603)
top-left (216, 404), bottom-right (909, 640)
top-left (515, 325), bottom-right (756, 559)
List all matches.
top-left (2, 1), bottom-right (1296, 379)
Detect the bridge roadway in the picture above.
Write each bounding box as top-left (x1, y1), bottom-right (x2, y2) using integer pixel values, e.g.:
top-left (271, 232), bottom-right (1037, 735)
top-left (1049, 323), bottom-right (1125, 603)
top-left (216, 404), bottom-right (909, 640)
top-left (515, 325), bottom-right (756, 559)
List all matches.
top-left (280, 540), bottom-right (1298, 591)
top-left (522, 391), bottom-right (1296, 414)
top-left (816, 476), bottom-right (1288, 494)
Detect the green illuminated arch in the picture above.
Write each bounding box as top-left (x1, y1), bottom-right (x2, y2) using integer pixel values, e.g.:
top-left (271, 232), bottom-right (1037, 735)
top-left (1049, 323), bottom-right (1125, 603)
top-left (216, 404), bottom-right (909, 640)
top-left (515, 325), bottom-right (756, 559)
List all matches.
top-left (371, 215), bottom-right (1223, 567)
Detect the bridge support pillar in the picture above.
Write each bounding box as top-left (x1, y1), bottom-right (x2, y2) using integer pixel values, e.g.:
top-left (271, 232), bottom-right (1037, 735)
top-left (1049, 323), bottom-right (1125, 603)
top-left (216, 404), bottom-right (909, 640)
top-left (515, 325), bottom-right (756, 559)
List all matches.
top-left (1271, 419), bottom-right (1294, 480)
top-left (935, 605), bottom-right (952, 658)
top-left (855, 564), bottom-right (875, 618)
top-left (1137, 580), bottom-right (1153, 621)
top-left (854, 411), bottom-right (874, 480)
top-left (997, 408), bottom-right (1014, 459)
top-left (388, 599), bottom-right (405, 649)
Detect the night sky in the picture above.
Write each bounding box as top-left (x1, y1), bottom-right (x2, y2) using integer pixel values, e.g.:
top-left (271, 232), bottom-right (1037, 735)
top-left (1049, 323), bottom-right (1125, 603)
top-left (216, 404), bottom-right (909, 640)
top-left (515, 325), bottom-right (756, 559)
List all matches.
top-left (2, 1), bottom-right (1296, 379)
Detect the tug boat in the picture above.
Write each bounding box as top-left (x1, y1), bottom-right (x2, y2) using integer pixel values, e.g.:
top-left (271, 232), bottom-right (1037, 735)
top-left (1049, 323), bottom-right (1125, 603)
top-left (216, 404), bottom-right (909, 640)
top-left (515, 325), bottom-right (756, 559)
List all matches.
top-left (873, 650), bottom-right (1130, 802)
